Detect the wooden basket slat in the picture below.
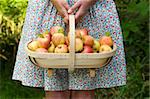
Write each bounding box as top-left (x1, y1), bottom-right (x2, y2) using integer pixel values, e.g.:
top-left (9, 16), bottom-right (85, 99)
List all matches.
top-left (34, 58), bottom-right (108, 68)
top-left (33, 57), bottom-right (108, 67)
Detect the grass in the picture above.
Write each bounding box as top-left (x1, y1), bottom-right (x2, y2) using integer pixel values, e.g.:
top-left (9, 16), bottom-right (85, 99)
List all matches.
top-left (0, 57), bottom-right (44, 99)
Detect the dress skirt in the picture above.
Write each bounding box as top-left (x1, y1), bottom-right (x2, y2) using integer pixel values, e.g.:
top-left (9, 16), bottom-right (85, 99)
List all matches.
top-left (12, 0), bottom-right (126, 91)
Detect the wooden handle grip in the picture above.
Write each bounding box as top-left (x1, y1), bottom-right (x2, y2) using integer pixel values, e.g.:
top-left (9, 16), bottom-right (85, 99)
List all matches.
top-left (68, 15), bottom-right (75, 72)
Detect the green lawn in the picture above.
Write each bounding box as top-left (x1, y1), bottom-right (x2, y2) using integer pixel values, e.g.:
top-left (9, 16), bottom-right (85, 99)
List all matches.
top-left (0, 58), bottom-right (44, 99)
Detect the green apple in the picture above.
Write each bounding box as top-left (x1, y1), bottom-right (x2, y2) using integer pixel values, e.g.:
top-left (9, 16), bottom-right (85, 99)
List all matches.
top-left (93, 40), bottom-right (100, 52)
top-left (75, 38), bottom-right (83, 52)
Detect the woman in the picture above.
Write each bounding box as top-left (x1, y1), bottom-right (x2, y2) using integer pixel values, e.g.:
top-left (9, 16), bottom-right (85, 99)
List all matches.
top-left (12, 0), bottom-right (126, 98)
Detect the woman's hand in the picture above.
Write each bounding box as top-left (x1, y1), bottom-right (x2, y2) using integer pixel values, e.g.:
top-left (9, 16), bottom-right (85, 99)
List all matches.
top-left (68, 0), bottom-right (97, 23)
top-left (51, 0), bottom-right (70, 24)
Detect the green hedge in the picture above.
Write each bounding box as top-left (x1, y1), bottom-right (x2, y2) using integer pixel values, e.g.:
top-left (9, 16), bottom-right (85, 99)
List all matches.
top-left (0, 0), bottom-right (149, 98)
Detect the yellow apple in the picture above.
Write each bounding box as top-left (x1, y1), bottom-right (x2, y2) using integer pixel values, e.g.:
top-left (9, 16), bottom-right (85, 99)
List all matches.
top-left (28, 40), bottom-right (39, 51)
top-left (48, 42), bottom-right (55, 53)
top-left (99, 45), bottom-right (112, 53)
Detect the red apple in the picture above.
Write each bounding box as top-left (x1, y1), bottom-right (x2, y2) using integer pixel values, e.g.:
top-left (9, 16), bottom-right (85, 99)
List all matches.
top-left (65, 36), bottom-right (69, 46)
top-left (50, 26), bottom-right (64, 35)
top-left (28, 40), bottom-right (39, 51)
top-left (52, 33), bottom-right (65, 46)
top-left (37, 37), bottom-right (50, 49)
top-left (75, 29), bottom-right (82, 38)
top-left (99, 45), bottom-right (112, 53)
top-left (54, 44), bottom-right (68, 53)
top-left (75, 38), bottom-right (83, 52)
top-left (42, 30), bottom-right (51, 41)
top-left (82, 46), bottom-right (93, 53)
top-left (36, 48), bottom-right (48, 53)
top-left (80, 28), bottom-right (88, 38)
top-left (37, 30), bottom-right (51, 42)
top-left (99, 32), bottom-right (113, 47)
top-left (75, 28), bottom-right (88, 38)
top-left (83, 35), bottom-right (94, 47)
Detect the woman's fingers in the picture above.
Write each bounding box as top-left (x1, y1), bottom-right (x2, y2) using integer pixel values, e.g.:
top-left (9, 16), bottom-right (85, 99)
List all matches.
top-left (75, 6), bottom-right (87, 23)
top-left (63, 16), bottom-right (69, 24)
top-left (68, 1), bottom-right (81, 14)
top-left (51, 0), bottom-right (69, 24)
top-left (63, 2), bottom-right (70, 10)
top-left (59, 2), bottom-right (70, 24)
top-left (68, 0), bottom-right (96, 23)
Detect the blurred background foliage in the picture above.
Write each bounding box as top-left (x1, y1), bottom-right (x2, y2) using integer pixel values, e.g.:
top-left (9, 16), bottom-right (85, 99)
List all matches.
top-left (0, 0), bottom-right (149, 99)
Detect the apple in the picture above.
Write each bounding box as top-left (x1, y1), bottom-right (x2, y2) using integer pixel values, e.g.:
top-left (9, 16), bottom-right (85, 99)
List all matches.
top-left (36, 48), bottom-right (48, 53)
top-left (28, 40), bottom-right (39, 51)
top-left (65, 36), bottom-right (69, 46)
top-left (48, 42), bottom-right (55, 53)
top-left (54, 44), bottom-right (68, 53)
top-left (75, 38), bottom-right (83, 52)
top-left (99, 45), bottom-right (112, 53)
top-left (37, 30), bottom-right (51, 42)
top-left (93, 40), bottom-right (100, 52)
top-left (82, 46), bottom-right (93, 53)
top-left (75, 28), bottom-right (88, 38)
top-left (52, 33), bottom-right (65, 46)
top-left (75, 29), bottom-right (82, 38)
top-left (42, 30), bottom-right (51, 41)
top-left (93, 50), bottom-right (98, 53)
top-left (99, 36), bottom-right (113, 47)
top-left (80, 28), bottom-right (88, 38)
top-left (83, 35), bottom-right (94, 47)
top-left (37, 31), bottom-right (51, 49)
top-left (50, 26), bottom-right (64, 35)
top-left (99, 32), bottom-right (113, 47)
top-left (37, 37), bottom-right (50, 49)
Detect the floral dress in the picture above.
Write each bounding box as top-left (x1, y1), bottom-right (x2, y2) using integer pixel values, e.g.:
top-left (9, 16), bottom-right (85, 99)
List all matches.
top-left (12, 0), bottom-right (126, 91)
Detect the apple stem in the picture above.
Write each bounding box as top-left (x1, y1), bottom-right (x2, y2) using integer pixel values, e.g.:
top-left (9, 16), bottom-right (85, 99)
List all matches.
top-left (44, 30), bottom-right (49, 34)
top-left (37, 34), bottom-right (44, 38)
top-left (58, 29), bottom-right (63, 33)
top-left (105, 32), bottom-right (111, 36)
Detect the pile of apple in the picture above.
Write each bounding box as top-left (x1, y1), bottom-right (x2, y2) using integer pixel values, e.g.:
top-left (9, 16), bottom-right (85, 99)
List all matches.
top-left (28, 26), bottom-right (113, 53)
